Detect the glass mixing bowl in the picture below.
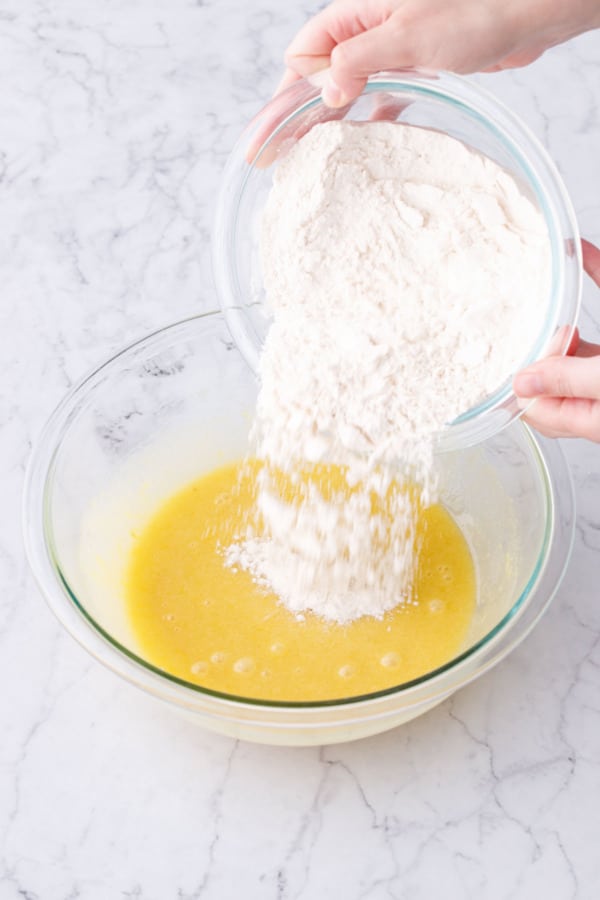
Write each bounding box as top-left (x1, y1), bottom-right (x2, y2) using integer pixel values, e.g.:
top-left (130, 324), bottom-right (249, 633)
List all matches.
top-left (213, 69), bottom-right (582, 451)
top-left (24, 312), bottom-right (574, 746)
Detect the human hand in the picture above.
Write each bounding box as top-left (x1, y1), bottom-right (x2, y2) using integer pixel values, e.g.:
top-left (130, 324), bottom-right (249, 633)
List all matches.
top-left (279, 0), bottom-right (600, 107)
top-left (513, 240), bottom-right (600, 442)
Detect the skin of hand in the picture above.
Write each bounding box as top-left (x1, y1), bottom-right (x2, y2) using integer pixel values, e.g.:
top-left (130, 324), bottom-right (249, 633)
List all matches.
top-left (513, 240), bottom-right (600, 442)
top-left (279, 0), bottom-right (600, 107)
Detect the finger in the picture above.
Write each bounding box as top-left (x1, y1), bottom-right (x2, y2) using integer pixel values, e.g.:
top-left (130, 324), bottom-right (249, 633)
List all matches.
top-left (566, 326), bottom-right (580, 356)
top-left (544, 323), bottom-right (579, 357)
top-left (513, 355), bottom-right (600, 400)
top-left (486, 45), bottom-right (548, 72)
top-left (582, 238), bottom-right (600, 286)
top-left (542, 322), bottom-right (595, 362)
top-left (274, 67), bottom-right (302, 95)
top-left (576, 338), bottom-right (600, 359)
top-left (245, 90), bottom-right (298, 167)
top-left (245, 82), bottom-right (312, 167)
top-left (246, 85), bottom-right (351, 168)
top-left (324, 21), bottom-right (407, 107)
top-left (285, 4), bottom-right (352, 77)
top-left (368, 91), bottom-right (410, 122)
top-left (522, 397), bottom-right (600, 442)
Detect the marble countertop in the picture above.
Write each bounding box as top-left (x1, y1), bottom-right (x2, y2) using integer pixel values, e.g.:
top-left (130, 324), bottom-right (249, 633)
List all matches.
top-left (2, 2), bottom-right (600, 897)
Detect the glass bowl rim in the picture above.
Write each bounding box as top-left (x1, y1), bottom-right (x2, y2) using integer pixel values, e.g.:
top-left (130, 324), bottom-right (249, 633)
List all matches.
top-left (23, 311), bottom-right (575, 712)
top-left (212, 68), bottom-right (582, 454)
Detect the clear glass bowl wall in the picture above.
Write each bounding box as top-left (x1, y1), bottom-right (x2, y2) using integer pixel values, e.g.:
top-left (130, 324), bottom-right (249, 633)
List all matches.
top-left (24, 313), bottom-right (575, 746)
top-left (213, 69), bottom-right (582, 451)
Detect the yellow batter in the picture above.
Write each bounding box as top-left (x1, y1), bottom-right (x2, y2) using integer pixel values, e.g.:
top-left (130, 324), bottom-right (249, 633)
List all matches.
top-left (126, 460), bottom-right (476, 702)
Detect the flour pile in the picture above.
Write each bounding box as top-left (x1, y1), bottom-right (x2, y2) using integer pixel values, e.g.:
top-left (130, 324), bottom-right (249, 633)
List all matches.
top-left (226, 121), bottom-right (550, 623)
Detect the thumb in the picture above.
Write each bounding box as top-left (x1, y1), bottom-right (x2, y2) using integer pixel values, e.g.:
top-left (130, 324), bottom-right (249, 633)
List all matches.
top-left (514, 355), bottom-right (600, 400)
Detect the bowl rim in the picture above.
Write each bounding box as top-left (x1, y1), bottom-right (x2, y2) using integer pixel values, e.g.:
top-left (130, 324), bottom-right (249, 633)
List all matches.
top-left (212, 68), bottom-right (582, 453)
top-left (22, 312), bottom-right (576, 716)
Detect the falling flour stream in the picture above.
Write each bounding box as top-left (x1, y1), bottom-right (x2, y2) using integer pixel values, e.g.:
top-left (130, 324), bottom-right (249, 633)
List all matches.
top-left (226, 120), bottom-right (550, 623)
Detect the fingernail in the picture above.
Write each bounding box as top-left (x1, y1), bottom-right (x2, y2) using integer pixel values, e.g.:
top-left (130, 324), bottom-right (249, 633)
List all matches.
top-left (514, 371), bottom-right (544, 397)
top-left (322, 75), bottom-right (347, 108)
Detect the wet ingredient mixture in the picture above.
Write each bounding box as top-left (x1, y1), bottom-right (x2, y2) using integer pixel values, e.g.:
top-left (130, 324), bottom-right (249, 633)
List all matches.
top-left (126, 460), bottom-right (476, 702)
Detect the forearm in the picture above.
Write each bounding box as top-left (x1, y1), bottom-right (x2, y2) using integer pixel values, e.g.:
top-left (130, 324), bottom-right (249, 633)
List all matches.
top-left (282, 0), bottom-right (600, 107)
top-left (509, 0), bottom-right (600, 46)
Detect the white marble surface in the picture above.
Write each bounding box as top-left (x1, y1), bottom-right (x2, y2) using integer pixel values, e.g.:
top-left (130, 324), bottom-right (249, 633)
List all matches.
top-left (2, 2), bottom-right (600, 897)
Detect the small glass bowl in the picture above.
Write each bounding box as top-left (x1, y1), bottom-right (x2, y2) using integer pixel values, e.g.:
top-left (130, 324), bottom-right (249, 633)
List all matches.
top-left (213, 69), bottom-right (582, 451)
top-left (23, 312), bottom-right (575, 745)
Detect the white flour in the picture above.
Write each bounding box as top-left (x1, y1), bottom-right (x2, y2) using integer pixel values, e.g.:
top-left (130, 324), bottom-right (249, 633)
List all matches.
top-left (226, 121), bottom-right (550, 623)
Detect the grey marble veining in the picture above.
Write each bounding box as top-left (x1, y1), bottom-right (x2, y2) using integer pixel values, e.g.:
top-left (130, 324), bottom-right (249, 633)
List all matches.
top-left (1, 2), bottom-right (600, 898)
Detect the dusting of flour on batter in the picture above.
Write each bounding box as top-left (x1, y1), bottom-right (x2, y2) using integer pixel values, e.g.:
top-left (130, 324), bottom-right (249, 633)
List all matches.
top-left (226, 121), bottom-right (550, 623)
